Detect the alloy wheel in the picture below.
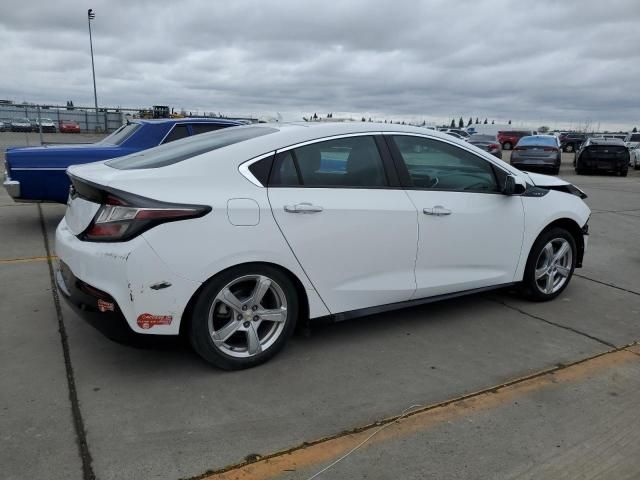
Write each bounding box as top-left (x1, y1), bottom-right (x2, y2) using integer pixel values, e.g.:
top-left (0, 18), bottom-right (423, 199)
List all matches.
top-left (207, 275), bottom-right (288, 358)
top-left (534, 238), bottom-right (573, 295)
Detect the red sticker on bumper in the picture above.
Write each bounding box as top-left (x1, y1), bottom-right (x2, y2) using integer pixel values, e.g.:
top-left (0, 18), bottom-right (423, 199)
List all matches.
top-left (137, 313), bottom-right (173, 329)
top-left (97, 299), bottom-right (114, 312)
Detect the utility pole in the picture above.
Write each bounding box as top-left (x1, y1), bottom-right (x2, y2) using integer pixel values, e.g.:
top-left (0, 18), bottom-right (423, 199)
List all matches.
top-left (87, 9), bottom-right (99, 131)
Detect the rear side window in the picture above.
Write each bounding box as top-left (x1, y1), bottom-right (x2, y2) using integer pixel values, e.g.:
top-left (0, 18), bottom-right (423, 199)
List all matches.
top-left (107, 126), bottom-right (277, 170)
top-left (391, 135), bottom-right (498, 192)
top-left (270, 136), bottom-right (388, 188)
top-left (162, 125), bottom-right (189, 144)
top-left (190, 123), bottom-right (226, 135)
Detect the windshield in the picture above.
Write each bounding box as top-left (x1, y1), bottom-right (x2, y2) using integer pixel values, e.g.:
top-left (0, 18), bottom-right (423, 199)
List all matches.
top-left (98, 123), bottom-right (141, 145)
top-left (107, 125), bottom-right (277, 169)
top-left (15, 118), bottom-right (30, 123)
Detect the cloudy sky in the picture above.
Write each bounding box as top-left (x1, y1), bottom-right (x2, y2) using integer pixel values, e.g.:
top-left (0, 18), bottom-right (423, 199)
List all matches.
top-left (1, 0), bottom-right (639, 129)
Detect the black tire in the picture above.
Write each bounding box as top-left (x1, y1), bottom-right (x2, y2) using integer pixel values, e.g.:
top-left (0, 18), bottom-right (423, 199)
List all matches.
top-left (503, 142), bottom-right (512, 150)
top-left (634, 163), bottom-right (639, 170)
top-left (519, 227), bottom-right (577, 302)
top-left (620, 169), bottom-right (628, 177)
top-left (189, 264), bottom-right (299, 370)
top-left (565, 144), bottom-right (574, 153)
top-left (552, 167), bottom-right (560, 175)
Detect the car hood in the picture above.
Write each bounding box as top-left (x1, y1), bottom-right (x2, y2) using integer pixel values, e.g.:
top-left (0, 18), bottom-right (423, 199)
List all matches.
top-left (521, 171), bottom-right (570, 187)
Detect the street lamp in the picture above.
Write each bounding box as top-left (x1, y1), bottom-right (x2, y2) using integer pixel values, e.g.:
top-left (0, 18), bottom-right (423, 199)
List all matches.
top-left (87, 9), bottom-right (99, 130)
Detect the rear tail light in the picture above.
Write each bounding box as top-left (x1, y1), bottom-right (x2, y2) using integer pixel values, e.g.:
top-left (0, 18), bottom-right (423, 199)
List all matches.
top-left (543, 147), bottom-right (559, 152)
top-left (82, 191), bottom-right (211, 242)
top-left (488, 143), bottom-right (500, 150)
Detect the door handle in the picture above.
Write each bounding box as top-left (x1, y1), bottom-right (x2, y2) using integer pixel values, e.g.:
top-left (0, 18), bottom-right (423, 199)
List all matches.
top-left (423, 205), bottom-right (452, 216)
top-left (284, 202), bottom-right (324, 214)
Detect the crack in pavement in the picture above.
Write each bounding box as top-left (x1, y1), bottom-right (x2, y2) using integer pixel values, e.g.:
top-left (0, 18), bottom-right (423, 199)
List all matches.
top-left (492, 298), bottom-right (617, 349)
top-left (574, 273), bottom-right (640, 297)
top-left (37, 204), bottom-right (96, 480)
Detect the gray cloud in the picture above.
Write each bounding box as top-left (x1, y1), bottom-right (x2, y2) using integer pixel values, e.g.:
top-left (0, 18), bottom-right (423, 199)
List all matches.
top-left (1, 0), bottom-right (639, 129)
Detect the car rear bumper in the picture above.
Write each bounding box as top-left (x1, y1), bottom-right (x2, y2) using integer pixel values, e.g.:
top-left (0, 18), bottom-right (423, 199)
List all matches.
top-left (579, 159), bottom-right (627, 171)
top-left (55, 217), bottom-right (201, 335)
top-left (511, 159), bottom-right (559, 170)
top-left (2, 174), bottom-right (20, 199)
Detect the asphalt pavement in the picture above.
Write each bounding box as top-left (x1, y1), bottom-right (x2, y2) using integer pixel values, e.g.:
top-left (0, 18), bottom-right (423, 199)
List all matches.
top-left (1, 134), bottom-right (639, 480)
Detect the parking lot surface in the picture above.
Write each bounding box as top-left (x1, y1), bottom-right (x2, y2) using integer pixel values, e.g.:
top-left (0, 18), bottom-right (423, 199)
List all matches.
top-left (1, 133), bottom-right (639, 480)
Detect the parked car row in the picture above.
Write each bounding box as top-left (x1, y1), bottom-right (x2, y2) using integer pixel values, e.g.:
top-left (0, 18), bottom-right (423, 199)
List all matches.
top-left (0, 118), bottom-right (82, 133)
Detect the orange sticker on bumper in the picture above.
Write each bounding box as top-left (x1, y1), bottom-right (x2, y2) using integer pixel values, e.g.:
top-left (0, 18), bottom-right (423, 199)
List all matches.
top-left (137, 313), bottom-right (173, 329)
top-left (97, 299), bottom-right (114, 312)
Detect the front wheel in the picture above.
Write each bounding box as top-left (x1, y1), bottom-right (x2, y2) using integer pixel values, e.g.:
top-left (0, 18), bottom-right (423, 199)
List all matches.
top-left (519, 228), bottom-right (576, 301)
top-left (189, 265), bottom-right (298, 369)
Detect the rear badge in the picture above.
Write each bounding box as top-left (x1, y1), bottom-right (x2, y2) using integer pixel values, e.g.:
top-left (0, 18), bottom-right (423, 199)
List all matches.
top-left (97, 299), bottom-right (114, 312)
top-left (137, 313), bottom-right (173, 329)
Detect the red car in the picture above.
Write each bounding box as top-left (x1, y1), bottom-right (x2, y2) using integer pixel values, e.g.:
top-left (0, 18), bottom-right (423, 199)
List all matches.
top-left (497, 130), bottom-right (533, 150)
top-left (59, 120), bottom-right (81, 133)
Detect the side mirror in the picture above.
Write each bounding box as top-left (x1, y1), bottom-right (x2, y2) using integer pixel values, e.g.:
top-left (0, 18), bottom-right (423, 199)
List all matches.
top-left (503, 175), bottom-right (527, 195)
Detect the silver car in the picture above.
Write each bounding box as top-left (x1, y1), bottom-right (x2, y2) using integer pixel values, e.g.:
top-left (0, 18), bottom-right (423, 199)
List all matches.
top-left (510, 135), bottom-right (562, 175)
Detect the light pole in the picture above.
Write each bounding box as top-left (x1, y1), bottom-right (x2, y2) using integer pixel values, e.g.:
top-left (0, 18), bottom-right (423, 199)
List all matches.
top-left (87, 9), bottom-right (99, 131)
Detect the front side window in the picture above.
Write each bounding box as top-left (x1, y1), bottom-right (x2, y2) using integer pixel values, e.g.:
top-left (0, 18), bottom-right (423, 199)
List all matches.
top-left (391, 135), bottom-right (498, 192)
top-left (270, 136), bottom-right (388, 188)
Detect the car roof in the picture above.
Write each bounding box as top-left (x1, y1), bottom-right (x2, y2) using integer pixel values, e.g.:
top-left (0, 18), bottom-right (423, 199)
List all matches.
top-left (132, 117), bottom-right (242, 126)
top-left (245, 121), bottom-right (473, 147)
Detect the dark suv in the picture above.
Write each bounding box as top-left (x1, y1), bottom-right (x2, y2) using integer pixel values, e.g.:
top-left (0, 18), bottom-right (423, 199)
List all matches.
top-left (559, 133), bottom-right (586, 153)
top-left (575, 137), bottom-right (629, 176)
top-left (497, 130), bottom-right (533, 150)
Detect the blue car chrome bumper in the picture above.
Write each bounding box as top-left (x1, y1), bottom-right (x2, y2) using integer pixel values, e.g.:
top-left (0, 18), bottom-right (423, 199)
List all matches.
top-left (2, 173), bottom-right (20, 199)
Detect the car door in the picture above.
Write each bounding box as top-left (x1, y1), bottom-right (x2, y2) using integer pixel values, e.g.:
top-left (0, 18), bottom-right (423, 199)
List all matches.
top-left (386, 134), bottom-right (525, 298)
top-left (267, 134), bottom-right (419, 314)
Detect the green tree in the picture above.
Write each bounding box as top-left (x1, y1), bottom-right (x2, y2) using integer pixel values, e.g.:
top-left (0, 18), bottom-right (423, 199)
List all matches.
top-left (450, 119), bottom-right (456, 128)
top-left (633, 126), bottom-right (638, 133)
top-left (484, 118), bottom-right (488, 124)
top-left (538, 126), bottom-right (550, 133)
top-left (468, 117), bottom-right (473, 126)
top-left (458, 117), bottom-right (464, 128)
top-left (475, 117), bottom-right (479, 124)
top-left (508, 120), bottom-right (512, 125)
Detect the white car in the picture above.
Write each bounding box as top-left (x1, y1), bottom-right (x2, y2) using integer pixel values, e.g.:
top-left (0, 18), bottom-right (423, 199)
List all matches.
top-left (55, 123), bottom-right (591, 369)
top-left (629, 143), bottom-right (640, 169)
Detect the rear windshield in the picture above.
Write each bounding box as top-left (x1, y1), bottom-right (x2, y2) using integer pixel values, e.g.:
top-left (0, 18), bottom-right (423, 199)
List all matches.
top-left (517, 136), bottom-right (557, 146)
top-left (98, 123), bottom-right (141, 145)
top-left (107, 125), bottom-right (277, 170)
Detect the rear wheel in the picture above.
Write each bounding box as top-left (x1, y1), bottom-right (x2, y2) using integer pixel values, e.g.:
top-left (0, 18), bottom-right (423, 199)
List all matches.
top-left (503, 142), bottom-right (512, 150)
top-left (620, 169), bottom-right (628, 177)
top-left (565, 144), bottom-right (574, 153)
top-left (189, 265), bottom-right (298, 369)
top-left (520, 228), bottom-right (576, 301)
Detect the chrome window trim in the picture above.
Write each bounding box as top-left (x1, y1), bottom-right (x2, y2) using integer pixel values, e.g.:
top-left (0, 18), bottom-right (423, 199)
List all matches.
top-left (238, 151), bottom-right (276, 187)
top-left (10, 167), bottom-right (69, 171)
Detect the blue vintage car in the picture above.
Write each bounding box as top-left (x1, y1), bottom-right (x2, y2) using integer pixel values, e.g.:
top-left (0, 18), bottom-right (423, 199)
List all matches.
top-left (3, 117), bottom-right (242, 203)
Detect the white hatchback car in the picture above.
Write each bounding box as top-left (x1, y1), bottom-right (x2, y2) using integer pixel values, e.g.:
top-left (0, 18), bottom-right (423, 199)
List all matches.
top-left (56, 123), bottom-right (591, 369)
